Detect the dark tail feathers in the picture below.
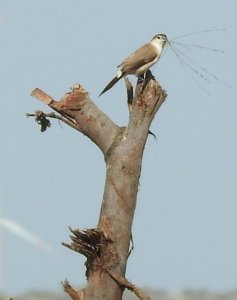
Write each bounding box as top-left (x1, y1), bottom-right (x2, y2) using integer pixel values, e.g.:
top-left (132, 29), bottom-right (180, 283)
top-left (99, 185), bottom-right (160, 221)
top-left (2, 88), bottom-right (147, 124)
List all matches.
top-left (99, 73), bottom-right (124, 96)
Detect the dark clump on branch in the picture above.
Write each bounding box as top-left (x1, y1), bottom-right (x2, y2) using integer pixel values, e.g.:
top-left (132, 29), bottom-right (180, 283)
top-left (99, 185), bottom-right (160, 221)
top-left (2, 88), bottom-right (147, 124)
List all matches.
top-left (26, 110), bottom-right (51, 132)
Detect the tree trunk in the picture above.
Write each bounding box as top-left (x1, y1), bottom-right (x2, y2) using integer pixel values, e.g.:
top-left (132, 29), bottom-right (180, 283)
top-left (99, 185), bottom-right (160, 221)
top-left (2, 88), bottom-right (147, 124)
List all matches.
top-left (29, 77), bottom-right (166, 300)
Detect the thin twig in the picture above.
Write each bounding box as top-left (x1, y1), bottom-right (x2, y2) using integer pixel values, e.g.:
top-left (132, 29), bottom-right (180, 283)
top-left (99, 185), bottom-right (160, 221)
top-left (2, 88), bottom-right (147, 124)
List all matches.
top-left (127, 233), bottom-right (134, 258)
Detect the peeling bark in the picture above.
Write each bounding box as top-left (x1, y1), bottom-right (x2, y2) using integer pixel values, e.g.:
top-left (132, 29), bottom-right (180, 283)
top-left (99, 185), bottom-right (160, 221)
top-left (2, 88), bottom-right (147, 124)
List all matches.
top-left (28, 77), bottom-right (166, 300)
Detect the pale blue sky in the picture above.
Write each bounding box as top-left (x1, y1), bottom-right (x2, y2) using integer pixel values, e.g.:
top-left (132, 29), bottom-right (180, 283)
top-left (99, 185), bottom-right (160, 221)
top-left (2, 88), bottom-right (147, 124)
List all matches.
top-left (0, 0), bottom-right (237, 295)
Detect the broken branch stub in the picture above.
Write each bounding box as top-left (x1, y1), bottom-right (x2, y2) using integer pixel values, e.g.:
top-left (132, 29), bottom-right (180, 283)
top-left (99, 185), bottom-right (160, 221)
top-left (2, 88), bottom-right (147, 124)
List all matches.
top-left (62, 227), bottom-right (119, 280)
top-left (31, 84), bottom-right (120, 156)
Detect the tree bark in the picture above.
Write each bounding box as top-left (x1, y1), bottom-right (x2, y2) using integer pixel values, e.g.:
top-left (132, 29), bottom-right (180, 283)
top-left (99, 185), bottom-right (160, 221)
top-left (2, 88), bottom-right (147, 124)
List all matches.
top-left (29, 77), bottom-right (166, 300)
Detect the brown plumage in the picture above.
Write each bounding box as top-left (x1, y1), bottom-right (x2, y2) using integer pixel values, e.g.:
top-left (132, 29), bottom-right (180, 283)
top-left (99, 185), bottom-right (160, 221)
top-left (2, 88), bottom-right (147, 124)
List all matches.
top-left (99, 34), bottom-right (167, 96)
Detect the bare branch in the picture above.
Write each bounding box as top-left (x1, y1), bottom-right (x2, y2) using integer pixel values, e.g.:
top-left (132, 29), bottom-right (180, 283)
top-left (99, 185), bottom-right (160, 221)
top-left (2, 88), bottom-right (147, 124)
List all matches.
top-left (62, 280), bottom-right (84, 300)
top-left (30, 84), bottom-right (121, 155)
top-left (107, 271), bottom-right (151, 300)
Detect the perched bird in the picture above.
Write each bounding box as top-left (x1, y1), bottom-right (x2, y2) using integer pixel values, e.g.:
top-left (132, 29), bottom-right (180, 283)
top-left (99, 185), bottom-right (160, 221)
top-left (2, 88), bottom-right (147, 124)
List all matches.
top-left (99, 34), bottom-right (167, 96)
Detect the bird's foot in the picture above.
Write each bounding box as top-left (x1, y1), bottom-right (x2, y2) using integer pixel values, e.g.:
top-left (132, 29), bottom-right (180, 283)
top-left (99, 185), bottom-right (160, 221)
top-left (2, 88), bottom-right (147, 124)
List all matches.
top-left (137, 74), bottom-right (145, 84)
top-left (141, 70), bottom-right (155, 93)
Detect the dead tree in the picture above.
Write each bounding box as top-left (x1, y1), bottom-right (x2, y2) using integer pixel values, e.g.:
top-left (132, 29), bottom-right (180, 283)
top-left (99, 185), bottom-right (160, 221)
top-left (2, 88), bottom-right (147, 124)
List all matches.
top-left (27, 76), bottom-right (166, 300)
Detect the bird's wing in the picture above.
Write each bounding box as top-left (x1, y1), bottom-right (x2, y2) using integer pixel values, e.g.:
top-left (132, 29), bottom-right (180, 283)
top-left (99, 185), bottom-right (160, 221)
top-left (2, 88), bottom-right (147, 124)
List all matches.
top-left (119, 43), bottom-right (157, 74)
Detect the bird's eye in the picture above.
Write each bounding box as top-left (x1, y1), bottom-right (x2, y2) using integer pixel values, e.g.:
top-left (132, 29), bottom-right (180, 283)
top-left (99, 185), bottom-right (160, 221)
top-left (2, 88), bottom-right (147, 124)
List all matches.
top-left (157, 36), bottom-right (161, 39)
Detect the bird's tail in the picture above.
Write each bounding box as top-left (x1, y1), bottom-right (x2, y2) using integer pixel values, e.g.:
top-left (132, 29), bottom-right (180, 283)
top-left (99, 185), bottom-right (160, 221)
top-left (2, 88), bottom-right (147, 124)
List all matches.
top-left (99, 73), bottom-right (124, 96)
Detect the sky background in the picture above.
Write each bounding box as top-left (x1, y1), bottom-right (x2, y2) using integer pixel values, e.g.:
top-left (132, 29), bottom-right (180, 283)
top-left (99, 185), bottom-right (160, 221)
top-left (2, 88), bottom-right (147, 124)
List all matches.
top-left (0, 0), bottom-right (237, 296)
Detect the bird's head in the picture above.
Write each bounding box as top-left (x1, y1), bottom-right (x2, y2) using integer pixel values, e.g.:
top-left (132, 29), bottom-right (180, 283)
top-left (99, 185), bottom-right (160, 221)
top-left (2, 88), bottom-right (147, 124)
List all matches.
top-left (151, 34), bottom-right (168, 48)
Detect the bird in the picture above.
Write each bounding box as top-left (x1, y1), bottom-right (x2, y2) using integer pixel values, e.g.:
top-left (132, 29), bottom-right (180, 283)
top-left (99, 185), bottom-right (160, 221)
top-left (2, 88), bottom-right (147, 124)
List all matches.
top-left (99, 34), bottom-right (168, 96)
